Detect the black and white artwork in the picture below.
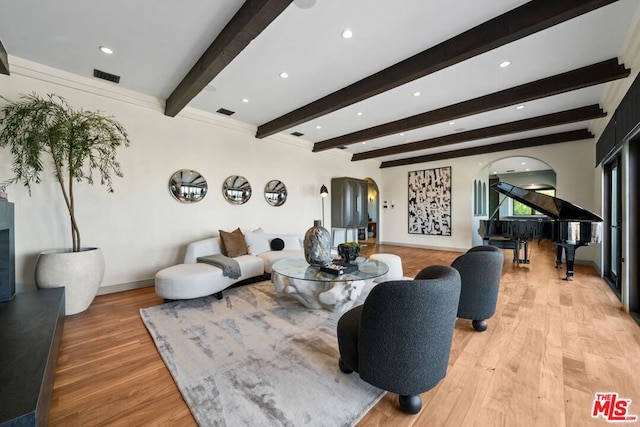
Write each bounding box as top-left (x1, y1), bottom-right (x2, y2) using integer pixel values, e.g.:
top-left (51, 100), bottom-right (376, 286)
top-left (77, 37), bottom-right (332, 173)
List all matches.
top-left (408, 167), bottom-right (452, 236)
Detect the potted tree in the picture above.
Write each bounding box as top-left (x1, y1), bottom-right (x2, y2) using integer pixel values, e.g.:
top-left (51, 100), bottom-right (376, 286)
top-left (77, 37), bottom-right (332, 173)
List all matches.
top-left (0, 93), bottom-right (130, 315)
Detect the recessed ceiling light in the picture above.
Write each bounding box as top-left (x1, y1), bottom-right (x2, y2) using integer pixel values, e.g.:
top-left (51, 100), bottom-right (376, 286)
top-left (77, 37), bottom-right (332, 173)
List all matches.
top-left (449, 121), bottom-right (456, 125)
top-left (499, 60), bottom-right (511, 68)
top-left (279, 72), bottom-right (289, 79)
top-left (341, 29), bottom-right (353, 39)
top-left (361, 141), bottom-right (367, 145)
top-left (399, 133), bottom-right (405, 136)
top-left (525, 168), bottom-right (530, 171)
top-left (241, 98), bottom-right (249, 103)
top-left (293, 0), bottom-right (316, 9)
top-left (99, 46), bottom-right (114, 55)
top-left (316, 125), bottom-right (322, 129)
top-left (516, 104), bottom-right (525, 110)
top-left (356, 112), bottom-right (363, 116)
top-left (521, 161), bottom-right (527, 165)
top-left (413, 91), bottom-right (421, 97)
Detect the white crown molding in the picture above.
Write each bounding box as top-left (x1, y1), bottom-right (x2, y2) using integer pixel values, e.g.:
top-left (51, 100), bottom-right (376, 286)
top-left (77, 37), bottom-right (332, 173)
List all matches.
top-left (8, 56), bottom-right (164, 111)
top-left (6, 56), bottom-right (323, 152)
top-left (6, 55), bottom-right (380, 166)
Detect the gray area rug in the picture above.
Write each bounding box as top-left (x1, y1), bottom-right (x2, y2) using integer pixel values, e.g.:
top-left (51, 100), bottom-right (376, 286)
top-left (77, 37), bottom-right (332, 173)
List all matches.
top-left (140, 280), bottom-right (384, 427)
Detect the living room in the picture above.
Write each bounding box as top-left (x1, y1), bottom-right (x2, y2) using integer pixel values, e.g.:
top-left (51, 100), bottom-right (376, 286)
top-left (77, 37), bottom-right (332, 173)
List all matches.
top-left (1, 1), bottom-right (640, 425)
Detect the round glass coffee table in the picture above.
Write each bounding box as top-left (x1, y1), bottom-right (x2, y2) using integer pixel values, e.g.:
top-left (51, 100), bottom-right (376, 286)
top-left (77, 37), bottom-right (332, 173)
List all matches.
top-left (271, 256), bottom-right (388, 312)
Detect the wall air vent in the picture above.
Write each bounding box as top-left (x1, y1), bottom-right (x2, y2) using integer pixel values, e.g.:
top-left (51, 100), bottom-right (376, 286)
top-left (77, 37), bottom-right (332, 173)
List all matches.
top-left (290, 132), bottom-right (304, 137)
top-left (216, 108), bottom-right (235, 116)
top-left (93, 69), bottom-right (120, 83)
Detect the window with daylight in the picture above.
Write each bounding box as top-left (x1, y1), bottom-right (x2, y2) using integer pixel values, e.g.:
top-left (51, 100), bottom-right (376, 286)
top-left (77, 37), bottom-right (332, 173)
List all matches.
top-left (512, 187), bottom-right (556, 215)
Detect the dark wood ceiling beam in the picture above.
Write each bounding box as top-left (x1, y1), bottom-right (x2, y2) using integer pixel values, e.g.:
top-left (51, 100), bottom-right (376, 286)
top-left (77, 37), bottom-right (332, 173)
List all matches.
top-left (313, 58), bottom-right (628, 152)
top-left (352, 105), bottom-right (606, 161)
top-left (379, 129), bottom-right (593, 168)
top-left (164, 0), bottom-right (292, 117)
top-left (256, 0), bottom-right (619, 138)
top-left (0, 40), bottom-right (9, 75)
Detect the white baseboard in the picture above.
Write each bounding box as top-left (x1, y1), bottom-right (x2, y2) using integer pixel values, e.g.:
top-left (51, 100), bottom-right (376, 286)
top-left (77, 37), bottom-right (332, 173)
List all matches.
top-left (378, 241), bottom-right (468, 253)
top-left (97, 279), bottom-right (154, 295)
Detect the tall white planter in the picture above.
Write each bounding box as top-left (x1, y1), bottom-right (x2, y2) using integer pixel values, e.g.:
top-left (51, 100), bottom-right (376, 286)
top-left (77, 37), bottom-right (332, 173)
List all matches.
top-left (35, 247), bottom-right (105, 315)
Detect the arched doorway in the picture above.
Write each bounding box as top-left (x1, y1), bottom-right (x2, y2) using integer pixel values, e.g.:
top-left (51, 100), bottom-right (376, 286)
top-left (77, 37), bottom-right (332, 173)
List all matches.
top-left (364, 177), bottom-right (379, 245)
top-left (471, 156), bottom-right (555, 247)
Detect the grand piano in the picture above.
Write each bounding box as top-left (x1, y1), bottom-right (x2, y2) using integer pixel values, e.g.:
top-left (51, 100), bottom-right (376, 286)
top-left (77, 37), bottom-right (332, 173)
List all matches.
top-left (478, 182), bottom-right (603, 280)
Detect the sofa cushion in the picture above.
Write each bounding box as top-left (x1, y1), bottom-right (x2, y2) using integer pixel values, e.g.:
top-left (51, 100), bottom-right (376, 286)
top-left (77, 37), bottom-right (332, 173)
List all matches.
top-left (244, 231), bottom-right (271, 255)
top-left (219, 228), bottom-right (248, 257)
top-left (184, 237), bottom-right (222, 264)
top-left (270, 238), bottom-right (285, 251)
top-left (264, 234), bottom-right (301, 250)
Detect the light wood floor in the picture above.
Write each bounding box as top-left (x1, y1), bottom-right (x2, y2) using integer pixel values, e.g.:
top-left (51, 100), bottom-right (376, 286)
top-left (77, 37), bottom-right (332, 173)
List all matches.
top-left (49, 242), bottom-right (640, 426)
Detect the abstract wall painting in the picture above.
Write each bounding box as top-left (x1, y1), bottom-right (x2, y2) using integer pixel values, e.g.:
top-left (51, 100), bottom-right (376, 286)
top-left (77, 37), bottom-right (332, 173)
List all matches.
top-left (408, 167), bottom-right (452, 236)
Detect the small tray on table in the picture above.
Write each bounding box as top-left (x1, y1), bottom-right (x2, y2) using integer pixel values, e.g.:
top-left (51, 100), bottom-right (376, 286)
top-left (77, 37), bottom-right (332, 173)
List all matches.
top-left (320, 261), bottom-right (359, 275)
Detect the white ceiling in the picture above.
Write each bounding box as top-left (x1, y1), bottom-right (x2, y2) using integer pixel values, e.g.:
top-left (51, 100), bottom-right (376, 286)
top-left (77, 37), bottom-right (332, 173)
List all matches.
top-left (1, 0), bottom-right (639, 169)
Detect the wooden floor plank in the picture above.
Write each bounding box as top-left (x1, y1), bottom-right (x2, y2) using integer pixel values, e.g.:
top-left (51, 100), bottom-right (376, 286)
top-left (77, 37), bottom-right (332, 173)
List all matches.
top-left (47, 242), bottom-right (640, 426)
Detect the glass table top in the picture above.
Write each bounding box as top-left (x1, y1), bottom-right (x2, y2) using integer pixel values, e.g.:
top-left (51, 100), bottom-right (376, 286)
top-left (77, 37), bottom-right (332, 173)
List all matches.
top-left (271, 256), bottom-right (388, 282)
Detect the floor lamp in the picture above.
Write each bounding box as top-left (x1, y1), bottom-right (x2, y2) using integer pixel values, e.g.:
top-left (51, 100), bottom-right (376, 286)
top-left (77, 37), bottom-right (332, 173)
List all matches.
top-left (320, 184), bottom-right (328, 226)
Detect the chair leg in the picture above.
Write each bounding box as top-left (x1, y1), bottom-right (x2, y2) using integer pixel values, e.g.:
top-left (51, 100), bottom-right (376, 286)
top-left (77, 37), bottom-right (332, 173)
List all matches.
top-left (215, 291), bottom-right (223, 300)
top-left (338, 358), bottom-right (354, 374)
top-left (398, 394), bottom-right (422, 414)
top-left (472, 319), bottom-right (487, 331)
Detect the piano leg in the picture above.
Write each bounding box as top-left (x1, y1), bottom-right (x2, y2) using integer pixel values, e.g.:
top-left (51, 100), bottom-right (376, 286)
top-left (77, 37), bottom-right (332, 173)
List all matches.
top-left (564, 245), bottom-right (576, 280)
top-left (555, 245), bottom-right (563, 270)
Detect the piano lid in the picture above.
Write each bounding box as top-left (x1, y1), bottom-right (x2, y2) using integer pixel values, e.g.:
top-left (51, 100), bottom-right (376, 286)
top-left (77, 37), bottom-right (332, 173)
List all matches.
top-left (492, 182), bottom-right (603, 222)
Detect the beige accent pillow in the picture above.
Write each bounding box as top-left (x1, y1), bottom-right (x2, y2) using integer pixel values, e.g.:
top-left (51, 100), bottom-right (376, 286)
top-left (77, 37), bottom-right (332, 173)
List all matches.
top-left (219, 228), bottom-right (248, 258)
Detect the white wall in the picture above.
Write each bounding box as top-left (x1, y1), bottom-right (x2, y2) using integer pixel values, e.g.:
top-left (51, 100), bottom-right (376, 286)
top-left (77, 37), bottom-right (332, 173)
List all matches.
top-left (378, 141), bottom-right (601, 264)
top-left (0, 58), bottom-right (606, 293)
top-left (0, 59), bottom-right (382, 292)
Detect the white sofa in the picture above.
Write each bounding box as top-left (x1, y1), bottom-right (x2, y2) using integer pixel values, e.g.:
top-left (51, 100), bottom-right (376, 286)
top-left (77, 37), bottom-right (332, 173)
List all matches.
top-left (154, 230), bottom-right (304, 300)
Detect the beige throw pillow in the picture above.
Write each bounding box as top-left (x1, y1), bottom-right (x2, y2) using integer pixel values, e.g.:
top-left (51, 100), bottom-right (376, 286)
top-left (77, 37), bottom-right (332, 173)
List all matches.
top-left (219, 228), bottom-right (248, 258)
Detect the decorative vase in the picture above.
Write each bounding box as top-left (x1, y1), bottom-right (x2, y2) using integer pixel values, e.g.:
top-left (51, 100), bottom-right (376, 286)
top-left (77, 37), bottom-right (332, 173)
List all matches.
top-left (35, 247), bottom-right (105, 316)
top-left (337, 243), bottom-right (360, 263)
top-left (303, 220), bottom-right (331, 266)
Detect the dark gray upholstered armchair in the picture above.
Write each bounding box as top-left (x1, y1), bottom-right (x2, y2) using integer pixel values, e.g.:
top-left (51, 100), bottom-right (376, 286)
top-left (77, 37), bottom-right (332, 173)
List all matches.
top-left (336, 265), bottom-right (461, 414)
top-left (451, 245), bottom-right (504, 332)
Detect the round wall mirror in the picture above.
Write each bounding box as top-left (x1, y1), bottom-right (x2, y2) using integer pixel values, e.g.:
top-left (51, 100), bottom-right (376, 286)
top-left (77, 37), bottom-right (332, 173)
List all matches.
top-left (222, 175), bottom-right (252, 205)
top-left (169, 169), bottom-right (208, 203)
top-left (264, 180), bottom-right (287, 206)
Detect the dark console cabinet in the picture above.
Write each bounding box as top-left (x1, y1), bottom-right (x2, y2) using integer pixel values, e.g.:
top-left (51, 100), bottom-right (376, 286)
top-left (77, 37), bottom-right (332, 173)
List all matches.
top-left (0, 288), bottom-right (65, 426)
top-left (331, 177), bottom-right (368, 229)
top-left (0, 199), bottom-right (64, 426)
top-left (0, 200), bottom-right (15, 302)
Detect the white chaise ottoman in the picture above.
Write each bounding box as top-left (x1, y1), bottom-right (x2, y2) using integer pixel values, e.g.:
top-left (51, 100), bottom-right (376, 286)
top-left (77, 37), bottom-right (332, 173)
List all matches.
top-left (155, 263), bottom-right (225, 300)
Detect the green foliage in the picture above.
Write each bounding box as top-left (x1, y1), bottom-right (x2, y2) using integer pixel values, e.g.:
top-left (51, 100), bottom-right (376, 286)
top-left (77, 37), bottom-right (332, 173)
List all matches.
top-left (342, 241), bottom-right (360, 247)
top-left (512, 188), bottom-right (556, 216)
top-left (0, 93), bottom-right (130, 251)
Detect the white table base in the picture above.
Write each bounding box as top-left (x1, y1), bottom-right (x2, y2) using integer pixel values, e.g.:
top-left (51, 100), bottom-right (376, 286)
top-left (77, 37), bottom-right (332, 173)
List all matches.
top-left (271, 272), bottom-right (365, 313)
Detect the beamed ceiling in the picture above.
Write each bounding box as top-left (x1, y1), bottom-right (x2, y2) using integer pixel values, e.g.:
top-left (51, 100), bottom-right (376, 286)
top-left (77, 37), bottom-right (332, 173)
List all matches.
top-left (1, 0), bottom-right (639, 169)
